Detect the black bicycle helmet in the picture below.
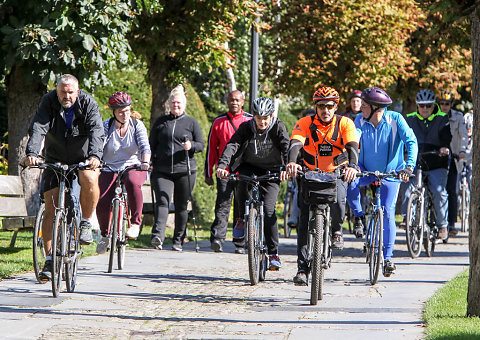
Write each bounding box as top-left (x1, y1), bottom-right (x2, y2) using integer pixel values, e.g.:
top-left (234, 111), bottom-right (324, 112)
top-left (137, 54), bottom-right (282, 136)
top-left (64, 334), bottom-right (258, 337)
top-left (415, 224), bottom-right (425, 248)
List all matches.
top-left (252, 97), bottom-right (275, 116)
top-left (416, 89), bottom-right (435, 105)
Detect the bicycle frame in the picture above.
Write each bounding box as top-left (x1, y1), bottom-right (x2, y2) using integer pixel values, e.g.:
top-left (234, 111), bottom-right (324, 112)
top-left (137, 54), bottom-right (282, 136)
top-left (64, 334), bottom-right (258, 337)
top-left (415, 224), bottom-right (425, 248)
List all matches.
top-left (228, 172), bottom-right (279, 285)
top-left (29, 162), bottom-right (84, 297)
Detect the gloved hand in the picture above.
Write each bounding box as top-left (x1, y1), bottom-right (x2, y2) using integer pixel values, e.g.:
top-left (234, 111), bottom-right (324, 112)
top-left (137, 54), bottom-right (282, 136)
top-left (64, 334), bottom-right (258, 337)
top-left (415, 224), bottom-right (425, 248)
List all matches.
top-left (398, 167), bottom-right (413, 182)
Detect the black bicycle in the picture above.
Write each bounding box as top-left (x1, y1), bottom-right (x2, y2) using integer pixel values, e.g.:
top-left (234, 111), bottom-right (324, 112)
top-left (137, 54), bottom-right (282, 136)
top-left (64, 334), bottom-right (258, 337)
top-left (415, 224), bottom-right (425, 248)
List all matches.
top-left (297, 170), bottom-right (340, 304)
top-left (405, 151), bottom-right (442, 258)
top-left (28, 162), bottom-right (85, 297)
top-left (228, 172), bottom-right (280, 286)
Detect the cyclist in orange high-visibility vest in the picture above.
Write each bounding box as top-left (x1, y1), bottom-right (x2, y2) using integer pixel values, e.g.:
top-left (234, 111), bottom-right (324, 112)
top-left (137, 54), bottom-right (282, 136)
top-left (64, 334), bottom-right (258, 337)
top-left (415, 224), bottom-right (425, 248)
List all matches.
top-left (286, 86), bottom-right (359, 286)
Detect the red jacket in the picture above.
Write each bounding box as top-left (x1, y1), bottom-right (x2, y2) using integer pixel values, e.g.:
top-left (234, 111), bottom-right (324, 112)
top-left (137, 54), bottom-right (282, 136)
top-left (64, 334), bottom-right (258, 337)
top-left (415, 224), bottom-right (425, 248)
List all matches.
top-left (204, 110), bottom-right (252, 178)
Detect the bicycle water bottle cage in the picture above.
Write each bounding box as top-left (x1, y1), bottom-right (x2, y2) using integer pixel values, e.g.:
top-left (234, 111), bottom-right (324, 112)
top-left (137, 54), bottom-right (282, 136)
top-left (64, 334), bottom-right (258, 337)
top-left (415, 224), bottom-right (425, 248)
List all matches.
top-left (301, 171), bottom-right (337, 204)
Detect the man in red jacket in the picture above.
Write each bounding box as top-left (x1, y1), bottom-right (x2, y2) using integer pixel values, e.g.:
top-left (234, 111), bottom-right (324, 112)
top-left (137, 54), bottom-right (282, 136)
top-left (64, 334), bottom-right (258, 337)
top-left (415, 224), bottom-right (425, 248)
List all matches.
top-left (205, 90), bottom-right (251, 253)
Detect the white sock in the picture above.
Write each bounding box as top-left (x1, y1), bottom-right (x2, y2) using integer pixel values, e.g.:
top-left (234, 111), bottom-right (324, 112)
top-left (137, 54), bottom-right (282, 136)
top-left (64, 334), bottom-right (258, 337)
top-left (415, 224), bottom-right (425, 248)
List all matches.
top-left (45, 255), bottom-right (52, 261)
top-left (81, 217), bottom-right (92, 224)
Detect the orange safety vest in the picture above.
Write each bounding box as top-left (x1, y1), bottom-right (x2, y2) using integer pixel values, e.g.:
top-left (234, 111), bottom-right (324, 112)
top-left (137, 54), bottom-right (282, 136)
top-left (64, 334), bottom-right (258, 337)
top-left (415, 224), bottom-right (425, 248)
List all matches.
top-left (291, 114), bottom-right (358, 171)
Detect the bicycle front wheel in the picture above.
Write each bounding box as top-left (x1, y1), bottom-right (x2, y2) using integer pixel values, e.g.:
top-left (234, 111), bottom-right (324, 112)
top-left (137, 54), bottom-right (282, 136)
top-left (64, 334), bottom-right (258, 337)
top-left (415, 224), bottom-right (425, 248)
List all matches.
top-left (406, 192), bottom-right (424, 258)
top-left (33, 203), bottom-right (47, 284)
top-left (247, 205), bottom-right (260, 286)
top-left (310, 212), bottom-right (325, 305)
top-left (65, 216), bottom-right (80, 293)
top-left (108, 200), bottom-right (120, 273)
top-left (117, 200), bottom-right (127, 270)
top-left (369, 209), bottom-right (383, 285)
top-left (51, 212), bottom-right (65, 297)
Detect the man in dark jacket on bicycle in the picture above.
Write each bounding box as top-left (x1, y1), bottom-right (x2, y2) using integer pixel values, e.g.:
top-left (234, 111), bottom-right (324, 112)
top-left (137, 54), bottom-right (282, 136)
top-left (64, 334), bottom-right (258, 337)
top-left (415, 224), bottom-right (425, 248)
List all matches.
top-left (286, 86), bottom-right (359, 286)
top-left (24, 74), bottom-right (104, 281)
top-left (404, 89), bottom-right (452, 240)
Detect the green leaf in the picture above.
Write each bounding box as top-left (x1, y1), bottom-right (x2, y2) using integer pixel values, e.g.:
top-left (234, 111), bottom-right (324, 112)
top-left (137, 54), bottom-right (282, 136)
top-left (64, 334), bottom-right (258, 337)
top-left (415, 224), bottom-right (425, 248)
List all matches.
top-left (82, 34), bottom-right (95, 51)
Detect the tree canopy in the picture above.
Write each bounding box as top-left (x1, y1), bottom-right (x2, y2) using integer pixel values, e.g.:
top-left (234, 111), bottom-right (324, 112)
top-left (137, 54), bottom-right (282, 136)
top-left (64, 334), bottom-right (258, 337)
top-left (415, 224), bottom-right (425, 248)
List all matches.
top-left (0, 0), bottom-right (133, 86)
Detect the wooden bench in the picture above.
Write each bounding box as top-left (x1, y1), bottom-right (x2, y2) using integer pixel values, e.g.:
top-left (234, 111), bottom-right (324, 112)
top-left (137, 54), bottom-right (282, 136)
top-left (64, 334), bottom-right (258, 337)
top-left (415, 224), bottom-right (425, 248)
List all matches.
top-left (0, 175), bottom-right (36, 247)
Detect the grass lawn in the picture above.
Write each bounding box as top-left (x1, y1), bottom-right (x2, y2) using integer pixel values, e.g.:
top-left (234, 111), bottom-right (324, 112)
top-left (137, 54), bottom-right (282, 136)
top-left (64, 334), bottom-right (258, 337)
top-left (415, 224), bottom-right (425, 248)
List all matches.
top-left (0, 230), bottom-right (97, 280)
top-left (423, 269), bottom-right (480, 339)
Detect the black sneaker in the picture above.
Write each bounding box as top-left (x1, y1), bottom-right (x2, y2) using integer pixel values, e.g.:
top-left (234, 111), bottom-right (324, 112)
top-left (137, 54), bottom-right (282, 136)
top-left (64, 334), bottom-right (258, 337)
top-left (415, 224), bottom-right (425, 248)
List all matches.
top-left (79, 220), bottom-right (93, 245)
top-left (353, 217), bottom-right (364, 238)
top-left (293, 270), bottom-right (308, 286)
top-left (39, 260), bottom-right (52, 281)
top-left (383, 260), bottom-right (396, 277)
top-left (332, 232), bottom-right (344, 250)
top-left (210, 239), bottom-right (223, 253)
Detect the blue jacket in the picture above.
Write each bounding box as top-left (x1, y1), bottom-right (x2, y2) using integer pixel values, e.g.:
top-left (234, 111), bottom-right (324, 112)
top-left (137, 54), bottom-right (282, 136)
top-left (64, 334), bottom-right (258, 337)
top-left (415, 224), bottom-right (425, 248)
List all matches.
top-left (354, 110), bottom-right (418, 177)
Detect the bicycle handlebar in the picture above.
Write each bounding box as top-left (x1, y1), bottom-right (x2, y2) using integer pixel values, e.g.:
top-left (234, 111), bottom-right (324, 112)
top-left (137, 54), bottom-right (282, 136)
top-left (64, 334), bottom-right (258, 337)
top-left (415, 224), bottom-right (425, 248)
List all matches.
top-left (227, 172), bottom-right (280, 184)
top-left (100, 163), bottom-right (149, 174)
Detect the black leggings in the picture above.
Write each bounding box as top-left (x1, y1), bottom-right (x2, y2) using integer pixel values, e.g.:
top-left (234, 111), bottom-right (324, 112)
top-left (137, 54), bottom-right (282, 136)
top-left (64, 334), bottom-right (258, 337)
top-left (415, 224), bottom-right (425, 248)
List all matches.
top-left (151, 171), bottom-right (196, 246)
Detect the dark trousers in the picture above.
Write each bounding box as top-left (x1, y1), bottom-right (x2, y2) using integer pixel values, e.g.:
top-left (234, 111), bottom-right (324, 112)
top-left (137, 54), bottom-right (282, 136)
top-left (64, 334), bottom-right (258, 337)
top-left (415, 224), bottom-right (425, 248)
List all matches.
top-left (297, 179), bottom-right (347, 272)
top-left (210, 177), bottom-right (239, 243)
top-left (446, 159), bottom-right (458, 227)
top-left (151, 171), bottom-right (196, 246)
top-left (235, 178), bottom-right (280, 255)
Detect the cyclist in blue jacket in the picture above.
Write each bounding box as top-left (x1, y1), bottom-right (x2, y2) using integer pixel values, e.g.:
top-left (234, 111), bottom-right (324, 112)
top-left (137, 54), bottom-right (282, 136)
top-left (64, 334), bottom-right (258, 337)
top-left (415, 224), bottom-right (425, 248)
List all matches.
top-left (346, 87), bottom-right (418, 276)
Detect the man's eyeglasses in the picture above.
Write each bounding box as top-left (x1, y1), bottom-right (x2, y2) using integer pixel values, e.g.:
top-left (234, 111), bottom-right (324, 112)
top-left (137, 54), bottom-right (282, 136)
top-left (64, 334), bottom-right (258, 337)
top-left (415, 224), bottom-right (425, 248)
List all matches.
top-left (439, 101), bottom-right (451, 106)
top-left (316, 103), bottom-right (336, 110)
top-left (418, 104), bottom-right (433, 109)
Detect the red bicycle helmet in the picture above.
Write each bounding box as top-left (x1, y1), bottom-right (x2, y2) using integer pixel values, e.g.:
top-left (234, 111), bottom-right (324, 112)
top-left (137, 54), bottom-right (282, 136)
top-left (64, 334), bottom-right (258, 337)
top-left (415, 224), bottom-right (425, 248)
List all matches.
top-left (313, 86), bottom-right (340, 105)
top-left (108, 91), bottom-right (133, 109)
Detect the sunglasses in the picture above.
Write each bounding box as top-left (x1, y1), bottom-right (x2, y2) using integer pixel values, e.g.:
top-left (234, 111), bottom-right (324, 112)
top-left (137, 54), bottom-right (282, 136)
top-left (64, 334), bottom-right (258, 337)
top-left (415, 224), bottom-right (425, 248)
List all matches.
top-left (439, 101), bottom-right (451, 106)
top-left (316, 103), bottom-right (336, 110)
top-left (418, 104), bottom-right (433, 109)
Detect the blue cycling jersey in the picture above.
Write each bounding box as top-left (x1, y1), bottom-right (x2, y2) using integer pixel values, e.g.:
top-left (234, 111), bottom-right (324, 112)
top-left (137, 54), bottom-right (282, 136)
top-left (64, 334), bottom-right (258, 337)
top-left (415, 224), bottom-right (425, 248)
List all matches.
top-left (354, 110), bottom-right (418, 176)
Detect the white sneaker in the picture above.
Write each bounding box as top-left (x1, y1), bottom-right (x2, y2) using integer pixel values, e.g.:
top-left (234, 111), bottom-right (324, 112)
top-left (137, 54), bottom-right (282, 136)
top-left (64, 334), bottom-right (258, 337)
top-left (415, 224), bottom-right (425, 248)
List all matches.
top-left (126, 224), bottom-right (140, 239)
top-left (96, 236), bottom-right (110, 254)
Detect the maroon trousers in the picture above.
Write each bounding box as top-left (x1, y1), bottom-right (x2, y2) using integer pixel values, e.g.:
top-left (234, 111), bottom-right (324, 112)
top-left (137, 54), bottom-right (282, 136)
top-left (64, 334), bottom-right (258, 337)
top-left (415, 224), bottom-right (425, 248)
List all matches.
top-left (96, 170), bottom-right (147, 237)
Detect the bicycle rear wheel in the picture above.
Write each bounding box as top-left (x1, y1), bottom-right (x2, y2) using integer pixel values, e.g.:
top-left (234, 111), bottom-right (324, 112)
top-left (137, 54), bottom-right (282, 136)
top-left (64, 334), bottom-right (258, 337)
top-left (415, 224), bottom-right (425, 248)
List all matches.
top-left (108, 200), bottom-right (120, 273)
top-left (247, 205), bottom-right (260, 285)
top-left (310, 212), bottom-right (324, 305)
top-left (52, 212), bottom-right (65, 297)
top-left (406, 192), bottom-right (424, 258)
top-left (33, 203), bottom-right (47, 284)
top-left (283, 189), bottom-right (292, 238)
top-left (369, 209), bottom-right (383, 285)
top-left (65, 216), bottom-right (80, 292)
top-left (424, 200), bottom-right (436, 257)
top-left (117, 200), bottom-right (127, 270)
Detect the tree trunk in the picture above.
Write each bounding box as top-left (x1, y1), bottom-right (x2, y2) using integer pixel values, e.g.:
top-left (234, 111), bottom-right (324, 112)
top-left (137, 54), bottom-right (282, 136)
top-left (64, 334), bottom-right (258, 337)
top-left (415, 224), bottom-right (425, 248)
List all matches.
top-left (467, 5), bottom-right (480, 317)
top-left (6, 65), bottom-right (46, 215)
top-left (147, 54), bottom-right (181, 126)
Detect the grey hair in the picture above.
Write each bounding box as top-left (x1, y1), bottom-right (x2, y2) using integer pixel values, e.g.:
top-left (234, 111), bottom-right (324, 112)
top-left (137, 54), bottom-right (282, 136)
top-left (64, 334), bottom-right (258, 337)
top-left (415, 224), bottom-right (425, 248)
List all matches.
top-left (57, 74), bottom-right (79, 87)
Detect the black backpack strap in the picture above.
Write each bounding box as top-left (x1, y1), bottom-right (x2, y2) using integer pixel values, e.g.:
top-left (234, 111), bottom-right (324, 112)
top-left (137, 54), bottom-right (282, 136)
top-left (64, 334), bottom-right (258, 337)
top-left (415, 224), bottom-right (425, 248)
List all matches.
top-left (107, 117), bottom-right (138, 142)
top-left (226, 113), bottom-right (238, 132)
top-left (309, 115), bottom-right (319, 143)
top-left (331, 115), bottom-right (342, 142)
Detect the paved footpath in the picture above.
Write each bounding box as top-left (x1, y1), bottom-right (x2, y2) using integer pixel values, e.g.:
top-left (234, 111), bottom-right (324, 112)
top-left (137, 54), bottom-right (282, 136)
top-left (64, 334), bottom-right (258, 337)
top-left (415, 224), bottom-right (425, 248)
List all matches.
top-left (0, 228), bottom-right (469, 340)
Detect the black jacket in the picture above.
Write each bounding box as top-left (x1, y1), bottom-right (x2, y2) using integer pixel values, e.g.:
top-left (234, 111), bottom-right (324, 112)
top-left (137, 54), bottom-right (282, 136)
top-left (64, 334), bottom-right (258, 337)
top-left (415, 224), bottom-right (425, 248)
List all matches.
top-left (26, 89), bottom-right (104, 164)
top-left (150, 113), bottom-right (204, 174)
top-left (218, 118), bottom-right (290, 173)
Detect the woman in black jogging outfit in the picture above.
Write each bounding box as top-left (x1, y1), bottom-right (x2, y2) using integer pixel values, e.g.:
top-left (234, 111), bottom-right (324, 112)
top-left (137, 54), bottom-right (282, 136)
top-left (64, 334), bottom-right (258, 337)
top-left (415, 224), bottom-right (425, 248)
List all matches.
top-left (149, 85), bottom-right (204, 251)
